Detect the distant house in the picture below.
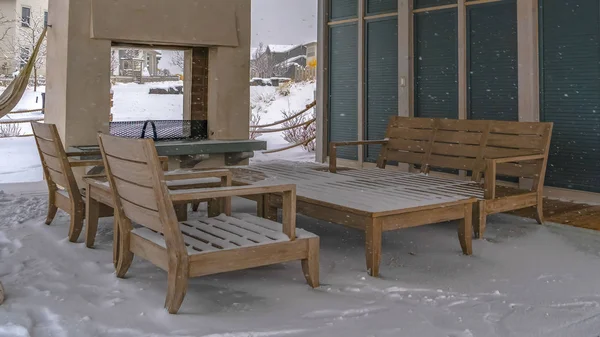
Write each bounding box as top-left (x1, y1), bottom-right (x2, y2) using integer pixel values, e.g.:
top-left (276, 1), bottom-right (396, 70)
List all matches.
top-left (250, 42), bottom-right (316, 81)
top-left (114, 48), bottom-right (162, 79)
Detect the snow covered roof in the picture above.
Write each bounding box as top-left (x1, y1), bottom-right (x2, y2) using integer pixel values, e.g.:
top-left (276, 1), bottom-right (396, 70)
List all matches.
top-left (267, 44), bottom-right (298, 53)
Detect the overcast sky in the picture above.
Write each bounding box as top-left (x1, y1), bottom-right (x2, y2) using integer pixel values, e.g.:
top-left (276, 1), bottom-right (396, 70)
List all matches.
top-left (159, 1), bottom-right (317, 73)
top-left (251, 0), bottom-right (317, 47)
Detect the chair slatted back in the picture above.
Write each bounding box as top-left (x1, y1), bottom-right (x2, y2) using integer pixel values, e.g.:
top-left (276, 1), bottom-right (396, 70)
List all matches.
top-left (97, 134), bottom-right (186, 253)
top-left (484, 121), bottom-right (553, 178)
top-left (426, 119), bottom-right (490, 177)
top-left (31, 122), bottom-right (81, 200)
top-left (377, 117), bottom-right (436, 168)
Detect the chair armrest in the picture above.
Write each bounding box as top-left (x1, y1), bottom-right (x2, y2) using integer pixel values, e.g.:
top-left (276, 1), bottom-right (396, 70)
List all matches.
top-left (66, 151), bottom-right (101, 157)
top-left (329, 140), bottom-right (388, 173)
top-left (483, 154), bottom-right (546, 199)
top-left (164, 169), bottom-right (231, 181)
top-left (169, 183), bottom-right (295, 202)
top-left (69, 159), bottom-right (104, 168)
top-left (488, 154), bottom-right (545, 164)
top-left (165, 170), bottom-right (232, 190)
top-left (169, 183), bottom-right (297, 239)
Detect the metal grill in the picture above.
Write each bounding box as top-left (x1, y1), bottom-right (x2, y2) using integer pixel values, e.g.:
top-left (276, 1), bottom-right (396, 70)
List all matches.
top-left (109, 120), bottom-right (208, 141)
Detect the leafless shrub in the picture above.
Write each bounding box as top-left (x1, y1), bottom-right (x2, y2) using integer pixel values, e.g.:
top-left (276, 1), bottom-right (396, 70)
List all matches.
top-left (281, 108), bottom-right (316, 151)
top-left (0, 123), bottom-right (22, 137)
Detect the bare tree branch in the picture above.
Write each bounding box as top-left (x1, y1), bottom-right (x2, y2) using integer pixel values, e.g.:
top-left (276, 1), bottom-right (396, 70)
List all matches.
top-left (170, 51), bottom-right (184, 72)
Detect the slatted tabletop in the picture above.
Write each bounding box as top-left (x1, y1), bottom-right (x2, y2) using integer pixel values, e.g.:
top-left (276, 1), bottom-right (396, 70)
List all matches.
top-left (231, 161), bottom-right (482, 214)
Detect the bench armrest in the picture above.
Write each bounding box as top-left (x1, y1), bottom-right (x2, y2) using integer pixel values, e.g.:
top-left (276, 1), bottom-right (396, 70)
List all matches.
top-left (484, 154), bottom-right (546, 199)
top-left (329, 140), bottom-right (388, 173)
top-left (169, 184), bottom-right (298, 239)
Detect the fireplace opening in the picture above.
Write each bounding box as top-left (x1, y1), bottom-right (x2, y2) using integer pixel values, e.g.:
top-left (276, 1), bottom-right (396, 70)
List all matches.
top-left (107, 46), bottom-right (209, 141)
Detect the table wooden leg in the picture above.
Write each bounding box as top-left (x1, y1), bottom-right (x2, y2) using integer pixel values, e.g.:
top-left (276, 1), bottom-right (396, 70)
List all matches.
top-left (174, 204), bottom-right (188, 221)
top-left (207, 199), bottom-right (221, 217)
top-left (85, 186), bottom-right (100, 248)
top-left (262, 194), bottom-right (278, 221)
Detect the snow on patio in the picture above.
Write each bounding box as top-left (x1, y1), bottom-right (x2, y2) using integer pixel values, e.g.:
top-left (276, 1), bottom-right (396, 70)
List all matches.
top-left (1, 189), bottom-right (600, 336)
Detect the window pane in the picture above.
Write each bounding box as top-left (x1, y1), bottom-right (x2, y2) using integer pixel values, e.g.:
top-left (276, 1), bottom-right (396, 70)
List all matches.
top-left (414, 0), bottom-right (456, 9)
top-left (366, 0), bottom-right (397, 15)
top-left (331, 0), bottom-right (358, 20)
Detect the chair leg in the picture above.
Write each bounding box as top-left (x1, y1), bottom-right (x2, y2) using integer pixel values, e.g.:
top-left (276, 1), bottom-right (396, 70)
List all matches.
top-left (165, 259), bottom-right (189, 314)
top-left (301, 237), bottom-right (320, 288)
top-left (68, 209), bottom-right (84, 243)
top-left (365, 220), bottom-right (382, 277)
top-left (534, 195), bottom-right (544, 225)
top-left (114, 220), bottom-right (134, 278)
top-left (192, 202), bottom-right (200, 212)
top-left (85, 192), bottom-right (100, 248)
top-left (458, 203), bottom-right (473, 255)
top-left (45, 203), bottom-right (58, 225)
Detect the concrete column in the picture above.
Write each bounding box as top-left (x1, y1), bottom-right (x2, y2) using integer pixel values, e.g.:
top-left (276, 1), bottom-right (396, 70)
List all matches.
top-left (45, 0), bottom-right (111, 147)
top-left (517, 0), bottom-right (540, 122)
top-left (457, 0), bottom-right (467, 120)
top-left (316, 0), bottom-right (329, 163)
top-left (398, 0), bottom-right (411, 117)
top-left (183, 49), bottom-right (192, 120)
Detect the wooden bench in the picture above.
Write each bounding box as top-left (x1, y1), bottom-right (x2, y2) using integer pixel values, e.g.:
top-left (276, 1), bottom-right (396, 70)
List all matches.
top-left (329, 117), bottom-right (553, 238)
top-left (98, 134), bottom-right (319, 314)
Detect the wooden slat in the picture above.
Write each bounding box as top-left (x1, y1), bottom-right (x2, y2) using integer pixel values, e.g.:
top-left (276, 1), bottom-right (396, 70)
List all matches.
top-left (105, 155), bottom-right (154, 187)
top-left (97, 135), bottom-right (150, 162)
top-left (41, 152), bottom-right (64, 173)
top-left (387, 127), bottom-right (433, 140)
top-left (189, 239), bottom-right (308, 277)
top-left (113, 177), bottom-right (158, 211)
top-left (484, 147), bottom-right (541, 159)
top-left (121, 199), bottom-right (163, 233)
top-left (485, 192), bottom-right (538, 213)
top-left (487, 133), bottom-right (544, 150)
top-left (386, 139), bottom-right (429, 153)
top-left (496, 162), bottom-right (540, 178)
top-left (130, 234), bottom-right (168, 271)
top-left (490, 121), bottom-right (548, 135)
top-left (180, 221), bottom-right (240, 249)
top-left (385, 150), bottom-right (425, 165)
top-left (434, 130), bottom-right (482, 144)
top-left (427, 154), bottom-right (477, 170)
top-left (31, 123), bottom-right (54, 140)
top-left (35, 137), bottom-right (59, 157)
top-left (430, 143), bottom-right (480, 158)
top-left (436, 119), bottom-right (488, 132)
top-left (389, 117), bottom-right (435, 129)
top-left (47, 168), bottom-right (68, 187)
top-left (381, 203), bottom-right (465, 231)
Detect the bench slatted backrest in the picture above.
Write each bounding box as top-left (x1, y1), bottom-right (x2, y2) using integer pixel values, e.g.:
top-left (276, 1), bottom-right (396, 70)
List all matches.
top-left (31, 122), bottom-right (81, 200)
top-left (426, 119), bottom-right (490, 178)
top-left (484, 121), bottom-right (553, 179)
top-left (377, 117), bottom-right (436, 168)
top-left (98, 134), bottom-right (187, 254)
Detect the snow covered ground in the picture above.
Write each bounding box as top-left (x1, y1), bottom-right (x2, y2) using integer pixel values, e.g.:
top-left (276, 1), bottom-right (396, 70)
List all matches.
top-left (1, 189), bottom-right (600, 336)
top-left (0, 81), bottom-right (316, 183)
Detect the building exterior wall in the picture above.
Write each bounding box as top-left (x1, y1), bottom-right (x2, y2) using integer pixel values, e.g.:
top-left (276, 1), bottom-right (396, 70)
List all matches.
top-left (318, 0), bottom-right (600, 195)
top-left (0, 0), bottom-right (47, 76)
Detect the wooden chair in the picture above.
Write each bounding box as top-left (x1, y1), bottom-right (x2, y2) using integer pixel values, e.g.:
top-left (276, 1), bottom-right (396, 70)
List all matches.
top-left (31, 122), bottom-right (168, 244)
top-left (31, 122), bottom-right (113, 242)
top-left (97, 133), bottom-right (320, 314)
